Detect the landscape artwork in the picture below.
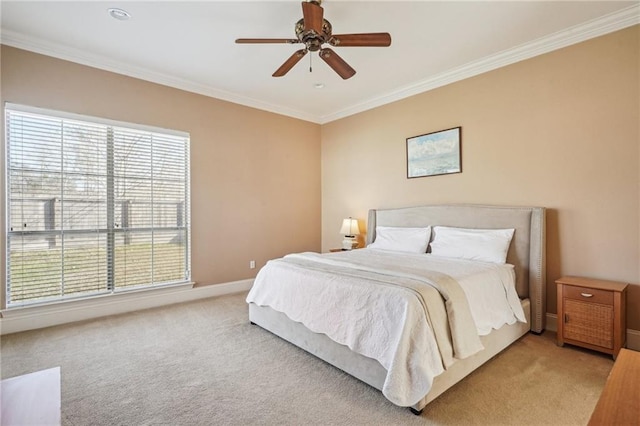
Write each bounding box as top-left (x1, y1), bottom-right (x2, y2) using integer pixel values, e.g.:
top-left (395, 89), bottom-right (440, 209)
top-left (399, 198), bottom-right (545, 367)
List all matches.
top-left (406, 127), bottom-right (461, 178)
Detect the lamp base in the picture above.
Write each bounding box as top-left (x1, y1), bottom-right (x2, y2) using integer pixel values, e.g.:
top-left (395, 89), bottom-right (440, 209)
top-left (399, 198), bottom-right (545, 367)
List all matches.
top-left (342, 236), bottom-right (358, 250)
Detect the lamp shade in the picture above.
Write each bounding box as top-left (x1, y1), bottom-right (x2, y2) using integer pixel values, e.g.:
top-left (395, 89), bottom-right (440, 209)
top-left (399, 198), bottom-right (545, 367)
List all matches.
top-left (339, 218), bottom-right (360, 236)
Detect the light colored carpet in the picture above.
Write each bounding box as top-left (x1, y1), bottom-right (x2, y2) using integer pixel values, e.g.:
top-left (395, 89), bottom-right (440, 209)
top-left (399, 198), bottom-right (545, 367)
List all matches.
top-left (1, 292), bottom-right (613, 425)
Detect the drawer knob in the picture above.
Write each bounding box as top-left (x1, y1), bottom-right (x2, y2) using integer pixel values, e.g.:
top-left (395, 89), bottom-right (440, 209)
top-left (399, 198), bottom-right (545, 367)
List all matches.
top-left (580, 292), bottom-right (594, 298)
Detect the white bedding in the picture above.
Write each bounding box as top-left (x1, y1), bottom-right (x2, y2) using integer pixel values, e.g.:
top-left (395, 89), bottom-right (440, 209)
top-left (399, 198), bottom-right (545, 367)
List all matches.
top-left (361, 249), bottom-right (527, 335)
top-left (246, 249), bottom-right (526, 407)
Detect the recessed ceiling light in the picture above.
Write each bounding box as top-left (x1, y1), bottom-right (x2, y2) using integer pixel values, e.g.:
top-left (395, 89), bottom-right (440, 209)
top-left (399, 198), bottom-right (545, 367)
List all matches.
top-left (108, 8), bottom-right (131, 21)
top-left (314, 83), bottom-right (325, 89)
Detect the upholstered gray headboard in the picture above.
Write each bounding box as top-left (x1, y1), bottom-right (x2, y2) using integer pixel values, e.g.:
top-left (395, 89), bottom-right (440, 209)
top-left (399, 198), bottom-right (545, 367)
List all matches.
top-left (366, 204), bottom-right (546, 333)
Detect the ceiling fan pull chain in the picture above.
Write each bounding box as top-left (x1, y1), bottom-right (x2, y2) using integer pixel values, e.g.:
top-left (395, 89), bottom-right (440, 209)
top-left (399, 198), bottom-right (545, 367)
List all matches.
top-left (309, 53), bottom-right (313, 73)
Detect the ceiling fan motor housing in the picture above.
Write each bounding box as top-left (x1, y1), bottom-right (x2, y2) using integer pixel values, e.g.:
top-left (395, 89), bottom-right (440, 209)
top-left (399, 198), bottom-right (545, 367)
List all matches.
top-left (295, 18), bottom-right (332, 51)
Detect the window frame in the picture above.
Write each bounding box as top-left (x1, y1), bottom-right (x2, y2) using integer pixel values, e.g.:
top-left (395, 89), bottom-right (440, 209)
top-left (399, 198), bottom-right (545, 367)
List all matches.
top-left (4, 103), bottom-right (191, 308)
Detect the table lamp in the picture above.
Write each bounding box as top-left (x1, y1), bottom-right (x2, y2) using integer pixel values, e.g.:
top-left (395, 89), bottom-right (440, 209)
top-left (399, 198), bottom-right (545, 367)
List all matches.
top-left (340, 217), bottom-right (360, 250)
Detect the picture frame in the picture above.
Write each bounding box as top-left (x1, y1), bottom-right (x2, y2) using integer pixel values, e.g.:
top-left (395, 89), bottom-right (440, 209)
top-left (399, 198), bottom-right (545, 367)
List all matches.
top-left (406, 126), bottom-right (461, 178)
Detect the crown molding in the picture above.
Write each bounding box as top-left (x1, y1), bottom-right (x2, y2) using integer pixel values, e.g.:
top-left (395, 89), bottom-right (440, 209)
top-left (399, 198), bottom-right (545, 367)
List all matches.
top-left (318, 4), bottom-right (640, 124)
top-left (0, 29), bottom-right (320, 124)
top-left (1, 4), bottom-right (638, 125)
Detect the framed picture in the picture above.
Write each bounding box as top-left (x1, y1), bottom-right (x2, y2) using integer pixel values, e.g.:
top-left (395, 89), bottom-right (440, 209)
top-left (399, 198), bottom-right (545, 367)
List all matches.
top-left (406, 127), bottom-right (461, 178)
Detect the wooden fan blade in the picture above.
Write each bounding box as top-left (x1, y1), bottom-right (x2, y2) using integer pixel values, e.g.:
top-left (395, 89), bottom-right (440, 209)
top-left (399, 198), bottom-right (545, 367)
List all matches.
top-left (273, 49), bottom-right (308, 77)
top-left (329, 33), bottom-right (392, 47)
top-left (319, 48), bottom-right (356, 80)
top-left (302, 1), bottom-right (324, 35)
top-left (236, 38), bottom-right (299, 44)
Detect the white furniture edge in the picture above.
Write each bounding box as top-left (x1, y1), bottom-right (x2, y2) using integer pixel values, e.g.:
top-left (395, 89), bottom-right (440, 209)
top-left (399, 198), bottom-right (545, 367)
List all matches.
top-left (1, 367), bottom-right (61, 426)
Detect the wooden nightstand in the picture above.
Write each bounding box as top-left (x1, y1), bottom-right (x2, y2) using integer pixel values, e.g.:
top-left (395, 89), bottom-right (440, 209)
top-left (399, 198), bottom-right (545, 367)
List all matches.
top-left (556, 276), bottom-right (628, 359)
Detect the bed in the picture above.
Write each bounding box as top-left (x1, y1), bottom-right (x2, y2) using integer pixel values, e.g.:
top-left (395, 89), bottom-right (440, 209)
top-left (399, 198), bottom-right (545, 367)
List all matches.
top-left (247, 204), bottom-right (546, 414)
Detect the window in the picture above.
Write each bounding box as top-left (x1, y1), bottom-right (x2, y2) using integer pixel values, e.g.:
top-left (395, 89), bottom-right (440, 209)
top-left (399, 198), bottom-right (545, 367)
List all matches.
top-left (5, 104), bottom-right (190, 307)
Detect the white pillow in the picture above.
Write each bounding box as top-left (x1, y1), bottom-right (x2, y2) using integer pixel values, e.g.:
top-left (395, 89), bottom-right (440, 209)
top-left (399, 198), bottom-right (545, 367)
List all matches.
top-left (367, 226), bottom-right (431, 253)
top-left (429, 226), bottom-right (515, 264)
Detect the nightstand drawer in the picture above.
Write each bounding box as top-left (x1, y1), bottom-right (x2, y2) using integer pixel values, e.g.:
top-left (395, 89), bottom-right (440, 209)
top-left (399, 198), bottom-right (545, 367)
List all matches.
top-left (563, 285), bottom-right (613, 305)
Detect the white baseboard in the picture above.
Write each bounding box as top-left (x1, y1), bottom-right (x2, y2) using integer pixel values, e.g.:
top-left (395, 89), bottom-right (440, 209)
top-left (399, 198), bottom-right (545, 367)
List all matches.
top-left (546, 313), bottom-right (640, 351)
top-left (0, 280), bottom-right (253, 335)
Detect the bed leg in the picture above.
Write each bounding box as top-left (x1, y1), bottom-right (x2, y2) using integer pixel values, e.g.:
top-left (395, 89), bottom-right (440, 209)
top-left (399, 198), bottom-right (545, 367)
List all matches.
top-left (409, 407), bottom-right (423, 416)
top-left (250, 321), bottom-right (256, 325)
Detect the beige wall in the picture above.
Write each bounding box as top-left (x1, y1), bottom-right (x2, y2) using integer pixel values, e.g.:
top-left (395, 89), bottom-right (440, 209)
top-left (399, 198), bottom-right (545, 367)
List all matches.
top-left (0, 46), bottom-right (321, 308)
top-left (322, 26), bottom-right (640, 328)
top-left (1, 26), bottom-right (639, 330)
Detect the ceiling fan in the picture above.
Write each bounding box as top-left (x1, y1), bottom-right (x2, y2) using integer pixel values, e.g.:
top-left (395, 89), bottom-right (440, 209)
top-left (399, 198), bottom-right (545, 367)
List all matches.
top-left (235, 0), bottom-right (391, 80)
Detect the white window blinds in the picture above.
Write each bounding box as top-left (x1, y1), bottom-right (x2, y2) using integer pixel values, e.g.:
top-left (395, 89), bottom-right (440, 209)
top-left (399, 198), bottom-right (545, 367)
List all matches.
top-left (5, 104), bottom-right (190, 306)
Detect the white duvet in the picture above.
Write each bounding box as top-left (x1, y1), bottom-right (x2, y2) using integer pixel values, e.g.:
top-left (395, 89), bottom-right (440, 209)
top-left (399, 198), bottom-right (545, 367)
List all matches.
top-left (246, 248), bottom-right (526, 407)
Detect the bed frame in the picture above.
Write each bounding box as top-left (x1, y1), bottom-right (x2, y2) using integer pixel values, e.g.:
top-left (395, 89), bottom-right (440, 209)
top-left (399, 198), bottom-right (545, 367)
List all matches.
top-left (249, 204), bottom-right (546, 414)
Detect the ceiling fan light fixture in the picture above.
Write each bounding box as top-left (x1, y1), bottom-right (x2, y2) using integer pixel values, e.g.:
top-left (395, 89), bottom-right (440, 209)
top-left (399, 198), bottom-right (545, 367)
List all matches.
top-left (108, 8), bottom-right (131, 21)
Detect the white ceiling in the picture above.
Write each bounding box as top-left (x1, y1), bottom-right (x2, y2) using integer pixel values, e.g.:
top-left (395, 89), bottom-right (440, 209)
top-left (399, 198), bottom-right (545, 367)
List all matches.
top-left (1, 1), bottom-right (638, 124)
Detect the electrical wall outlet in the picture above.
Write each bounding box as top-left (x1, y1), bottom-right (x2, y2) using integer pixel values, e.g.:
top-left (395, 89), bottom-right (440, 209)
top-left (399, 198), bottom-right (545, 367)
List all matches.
top-left (249, 260), bottom-right (256, 269)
